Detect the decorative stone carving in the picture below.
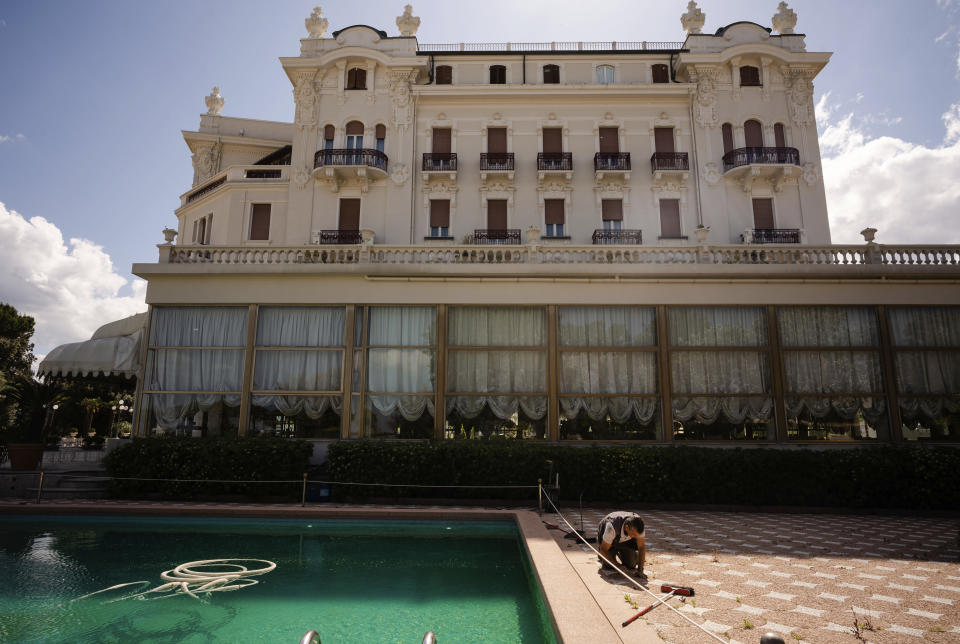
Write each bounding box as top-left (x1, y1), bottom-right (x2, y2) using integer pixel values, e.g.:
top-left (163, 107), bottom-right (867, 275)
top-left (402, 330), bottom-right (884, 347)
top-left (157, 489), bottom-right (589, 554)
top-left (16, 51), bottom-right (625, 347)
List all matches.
top-left (293, 73), bottom-right (319, 130)
top-left (691, 67), bottom-right (719, 128)
top-left (860, 227), bottom-right (878, 243)
top-left (783, 68), bottom-right (815, 126)
top-left (191, 141), bottom-right (221, 186)
top-left (396, 4), bottom-right (420, 37)
top-left (772, 2), bottom-right (797, 35)
top-left (681, 1), bottom-right (705, 35)
top-left (761, 57), bottom-right (772, 101)
top-left (293, 165), bottom-right (311, 189)
top-left (305, 7), bottom-right (329, 38)
top-left (802, 162), bottom-right (819, 185)
top-left (389, 71), bottom-right (416, 130)
top-left (391, 162), bottom-right (410, 185)
top-left (694, 225), bottom-right (710, 243)
top-left (702, 162), bottom-right (721, 185)
top-left (482, 179), bottom-right (515, 194)
top-left (205, 86), bottom-right (224, 115)
top-left (162, 228), bottom-right (178, 244)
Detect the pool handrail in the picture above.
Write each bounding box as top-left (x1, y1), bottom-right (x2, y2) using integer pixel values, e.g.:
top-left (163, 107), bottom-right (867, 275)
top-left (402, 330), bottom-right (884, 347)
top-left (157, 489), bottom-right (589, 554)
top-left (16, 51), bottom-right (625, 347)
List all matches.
top-left (300, 630), bottom-right (320, 644)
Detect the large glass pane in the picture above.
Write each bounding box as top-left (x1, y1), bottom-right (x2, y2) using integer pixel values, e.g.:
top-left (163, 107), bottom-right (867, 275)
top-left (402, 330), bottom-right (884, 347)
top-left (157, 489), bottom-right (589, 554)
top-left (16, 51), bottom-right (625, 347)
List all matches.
top-left (368, 306), bottom-right (436, 346)
top-left (141, 393), bottom-right (240, 438)
top-left (364, 396), bottom-right (434, 438)
top-left (672, 397), bottom-right (773, 440)
top-left (560, 398), bottom-right (659, 440)
top-left (256, 307), bottom-right (345, 346)
top-left (447, 350), bottom-right (546, 393)
top-left (367, 349), bottom-right (435, 393)
top-left (560, 352), bottom-right (656, 394)
top-left (783, 351), bottom-right (883, 394)
top-left (895, 352), bottom-right (960, 394)
top-left (146, 349), bottom-right (244, 392)
top-left (901, 402), bottom-right (960, 441)
top-left (889, 307), bottom-right (960, 346)
top-left (671, 352), bottom-right (769, 394)
top-left (785, 397), bottom-right (887, 440)
top-left (558, 306), bottom-right (656, 346)
top-left (253, 350), bottom-right (342, 391)
top-left (778, 307), bottom-right (878, 347)
top-left (448, 307), bottom-right (545, 346)
top-left (150, 307), bottom-right (247, 346)
top-left (249, 395), bottom-right (341, 439)
top-left (445, 396), bottom-right (547, 439)
top-left (668, 307), bottom-right (767, 347)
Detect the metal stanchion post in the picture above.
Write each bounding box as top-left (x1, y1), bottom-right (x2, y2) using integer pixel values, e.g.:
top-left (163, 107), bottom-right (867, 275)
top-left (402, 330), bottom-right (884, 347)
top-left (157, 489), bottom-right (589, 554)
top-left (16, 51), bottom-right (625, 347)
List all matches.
top-left (537, 478), bottom-right (543, 516)
top-left (36, 471), bottom-right (45, 504)
top-left (301, 473), bottom-right (308, 507)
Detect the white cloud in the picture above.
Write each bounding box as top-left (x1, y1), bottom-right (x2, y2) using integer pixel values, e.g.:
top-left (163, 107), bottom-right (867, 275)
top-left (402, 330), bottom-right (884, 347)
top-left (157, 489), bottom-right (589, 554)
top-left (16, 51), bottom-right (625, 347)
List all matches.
top-left (0, 133), bottom-right (26, 144)
top-left (819, 97), bottom-right (960, 245)
top-left (0, 201), bottom-right (147, 358)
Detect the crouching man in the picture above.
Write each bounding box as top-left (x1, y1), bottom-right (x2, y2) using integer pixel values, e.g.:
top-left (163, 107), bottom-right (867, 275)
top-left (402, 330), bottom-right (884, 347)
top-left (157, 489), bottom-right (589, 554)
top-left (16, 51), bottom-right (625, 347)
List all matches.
top-left (597, 511), bottom-right (646, 578)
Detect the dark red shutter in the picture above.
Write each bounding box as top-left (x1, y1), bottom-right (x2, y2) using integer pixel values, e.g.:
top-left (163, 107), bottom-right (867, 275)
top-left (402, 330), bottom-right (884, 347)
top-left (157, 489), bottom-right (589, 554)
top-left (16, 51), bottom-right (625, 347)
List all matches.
top-left (542, 128), bottom-right (562, 153)
top-left (599, 127), bottom-right (619, 153)
top-left (436, 65), bottom-right (452, 85)
top-left (543, 65), bottom-right (559, 84)
top-left (490, 65), bottom-right (506, 84)
top-left (250, 204), bottom-right (271, 240)
top-left (659, 200), bottom-right (681, 238)
top-left (346, 121), bottom-right (364, 135)
top-left (487, 200), bottom-right (508, 229)
top-left (487, 128), bottom-right (507, 154)
top-left (197, 217), bottom-right (206, 245)
top-left (339, 199), bottom-right (361, 231)
top-left (774, 123), bottom-right (786, 148)
top-left (744, 120), bottom-right (763, 147)
top-left (652, 64), bottom-right (669, 83)
top-left (752, 199), bottom-right (775, 229)
top-left (544, 199), bottom-right (565, 225)
top-left (324, 124), bottom-right (335, 142)
top-left (347, 68), bottom-right (367, 89)
top-left (740, 66), bottom-right (760, 86)
top-left (375, 124), bottom-right (386, 139)
top-left (432, 128), bottom-right (451, 154)
top-left (654, 127), bottom-right (675, 153)
top-left (601, 199), bottom-right (623, 221)
top-left (430, 200), bottom-right (450, 228)
top-left (722, 123), bottom-right (734, 154)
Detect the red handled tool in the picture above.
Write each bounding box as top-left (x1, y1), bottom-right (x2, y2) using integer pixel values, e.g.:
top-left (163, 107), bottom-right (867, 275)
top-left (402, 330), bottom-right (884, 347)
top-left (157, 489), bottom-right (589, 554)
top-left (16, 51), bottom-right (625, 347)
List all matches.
top-left (622, 584), bottom-right (695, 627)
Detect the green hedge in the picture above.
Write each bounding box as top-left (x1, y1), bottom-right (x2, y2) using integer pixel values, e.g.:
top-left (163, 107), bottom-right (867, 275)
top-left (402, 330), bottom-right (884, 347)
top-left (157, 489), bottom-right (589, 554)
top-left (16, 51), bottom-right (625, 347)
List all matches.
top-left (327, 441), bottom-right (960, 510)
top-left (102, 437), bottom-right (313, 500)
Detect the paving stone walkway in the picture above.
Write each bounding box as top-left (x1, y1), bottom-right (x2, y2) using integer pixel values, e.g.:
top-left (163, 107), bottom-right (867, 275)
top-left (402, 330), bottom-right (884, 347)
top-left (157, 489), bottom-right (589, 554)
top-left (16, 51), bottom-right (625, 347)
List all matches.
top-left (549, 508), bottom-right (960, 643)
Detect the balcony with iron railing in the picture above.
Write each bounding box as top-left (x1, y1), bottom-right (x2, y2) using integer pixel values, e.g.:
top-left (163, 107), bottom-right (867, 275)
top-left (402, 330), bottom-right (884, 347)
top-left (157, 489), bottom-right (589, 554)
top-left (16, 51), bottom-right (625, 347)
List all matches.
top-left (650, 152), bottom-right (690, 174)
top-left (592, 229), bottom-right (643, 245)
top-left (422, 153), bottom-right (457, 173)
top-left (480, 153), bottom-right (515, 172)
top-left (474, 229), bottom-right (521, 245)
top-left (722, 147), bottom-right (800, 173)
top-left (311, 230), bottom-right (364, 245)
top-left (746, 229), bottom-right (803, 244)
top-left (314, 149), bottom-right (388, 174)
top-left (594, 152), bottom-right (631, 175)
top-left (537, 152), bottom-right (573, 180)
top-left (417, 41), bottom-right (685, 53)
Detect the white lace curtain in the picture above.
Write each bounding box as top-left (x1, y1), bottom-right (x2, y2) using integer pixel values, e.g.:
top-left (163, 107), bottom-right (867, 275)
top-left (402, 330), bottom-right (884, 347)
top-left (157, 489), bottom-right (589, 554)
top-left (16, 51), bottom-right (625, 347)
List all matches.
top-left (558, 306), bottom-right (656, 346)
top-left (147, 393), bottom-right (241, 430)
top-left (446, 396), bottom-right (548, 421)
top-left (668, 306), bottom-right (767, 346)
top-left (889, 308), bottom-right (960, 420)
top-left (365, 307), bottom-right (437, 420)
top-left (560, 397), bottom-right (658, 423)
top-left (257, 306), bottom-right (345, 346)
top-left (778, 307), bottom-right (878, 346)
top-left (150, 307), bottom-right (247, 346)
top-left (889, 307), bottom-right (960, 346)
top-left (250, 395), bottom-right (343, 419)
top-left (448, 306), bottom-right (545, 346)
top-left (672, 397), bottom-right (773, 423)
top-left (369, 306), bottom-right (436, 345)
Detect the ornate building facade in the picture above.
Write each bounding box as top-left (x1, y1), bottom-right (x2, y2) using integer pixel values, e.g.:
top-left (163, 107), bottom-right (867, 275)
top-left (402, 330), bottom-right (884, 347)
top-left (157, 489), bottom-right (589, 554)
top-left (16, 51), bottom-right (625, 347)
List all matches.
top-left (122, 4), bottom-right (959, 444)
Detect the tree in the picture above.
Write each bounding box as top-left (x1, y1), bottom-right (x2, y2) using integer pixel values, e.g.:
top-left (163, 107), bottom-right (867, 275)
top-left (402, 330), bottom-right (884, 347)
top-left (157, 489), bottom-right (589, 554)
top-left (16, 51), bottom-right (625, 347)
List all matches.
top-left (2, 374), bottom-right (65, 443)
top-left (0, 303), bottom-right (35, 379)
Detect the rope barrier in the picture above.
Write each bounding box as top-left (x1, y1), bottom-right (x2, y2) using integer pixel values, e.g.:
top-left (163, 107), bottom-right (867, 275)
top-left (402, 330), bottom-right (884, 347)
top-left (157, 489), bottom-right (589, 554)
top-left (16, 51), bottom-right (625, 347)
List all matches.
top-left (540, 489), bottom-right (726, 643)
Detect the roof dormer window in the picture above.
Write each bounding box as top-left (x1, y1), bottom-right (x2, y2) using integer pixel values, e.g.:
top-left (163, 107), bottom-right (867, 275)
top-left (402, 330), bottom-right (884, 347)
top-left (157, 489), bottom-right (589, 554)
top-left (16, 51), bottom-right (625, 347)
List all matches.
top-left (740, 65), bottom-right (761, 87)
top-left (346, 67), bottom-right (367, 90)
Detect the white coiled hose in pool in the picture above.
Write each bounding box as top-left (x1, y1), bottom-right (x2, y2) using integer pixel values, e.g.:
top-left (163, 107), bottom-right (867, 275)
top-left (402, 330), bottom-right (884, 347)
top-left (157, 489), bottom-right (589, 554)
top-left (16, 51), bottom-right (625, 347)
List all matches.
top-left (72, 558), bottom-right (277, 603)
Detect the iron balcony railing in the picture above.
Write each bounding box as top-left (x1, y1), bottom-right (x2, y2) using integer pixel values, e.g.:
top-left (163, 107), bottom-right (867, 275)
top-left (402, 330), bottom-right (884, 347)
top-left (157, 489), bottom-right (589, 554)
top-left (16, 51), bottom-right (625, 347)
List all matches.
top-left (594, 152), bottom-right (631, 172)
top-left (314, 148), bottom-right (388, 173)
top-left (650, 152), bottom-right (690, 173)
top-left (422, 153), bottom-right (457, 171)
top-left (186, 176), bottom-right (226, 203)
top-left (480, 153), bottom-right (515, 171)
top-left (244, 169), bottom-right (282, 179)
top-left (314, 230), bottom-right (363, 244)
top-left (722, 147), bottom-right (800, 172)
top-left (474, 229), bottom-right (521, 245)
top-left (417, 41), bottom-right (685, 52)
top-left (751, 228), bottom-right (802, 244)
top-left (537, 152), bottom-right (573, 172)
top-left (592, 229), bottom-right (643, 245)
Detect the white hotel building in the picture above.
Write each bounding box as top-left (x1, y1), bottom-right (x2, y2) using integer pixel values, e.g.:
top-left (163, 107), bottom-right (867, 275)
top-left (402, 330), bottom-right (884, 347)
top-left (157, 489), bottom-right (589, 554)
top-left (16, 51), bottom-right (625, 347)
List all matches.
top-left (61, 4), bottom-right (959, 444)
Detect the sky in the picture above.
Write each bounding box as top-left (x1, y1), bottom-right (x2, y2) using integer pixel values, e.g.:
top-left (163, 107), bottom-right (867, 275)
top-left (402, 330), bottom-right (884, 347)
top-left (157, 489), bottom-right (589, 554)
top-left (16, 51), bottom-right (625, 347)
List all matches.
top-left (2, 0), bottom-right (960, 362)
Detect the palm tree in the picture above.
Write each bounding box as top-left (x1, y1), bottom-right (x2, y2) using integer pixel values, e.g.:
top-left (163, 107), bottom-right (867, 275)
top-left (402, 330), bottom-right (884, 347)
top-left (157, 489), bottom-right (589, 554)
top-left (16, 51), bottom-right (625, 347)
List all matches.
top-left (1, 375), bottom-right (65, 444)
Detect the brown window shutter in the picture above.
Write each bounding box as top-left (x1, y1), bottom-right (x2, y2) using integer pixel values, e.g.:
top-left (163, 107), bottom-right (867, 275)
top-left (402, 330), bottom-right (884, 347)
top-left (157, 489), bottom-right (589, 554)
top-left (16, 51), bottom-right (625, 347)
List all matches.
top-left (198, 217), bottom-right (206, 245)
top-left (432, 128), bottom-right (451, 154)
top-left (543, 64), bottom-right (559, 84)
top-left (740, 66), bottom-right (760, 86)
top-left (752, 198), bottom-right (775, 229)
top-left (436, 65), bottom-right (452, 85)
top-left (487, 128), bottom-right (507, 154)
top-left (206, 214), bottom-right (213, 244)
top-left (542, 128), bottom-right (562, 153)
top-left (490, 65), bottom-right (506, 84)
top-left (339, 199), bottom-right (361, 230)
top-left (347, 68), bottom-right (367, 89)
top-left (601, 199), bottom-right (623, 221)
top-left (192, 220), bottom-right (198, 242)
top-left (429, 200), bottom-right (450, 228)
top-left (346, 120), bottom-right (364, 135)
top-left (652, 64), bottom-right (669, 83)
top-left (487, 199), bottom-right (508, 229)
top-left (774, 123), bottom-right (786, 148)
top-left (598, 127), bottom-right (619, 153)
top-left (375, 124), bottom-right (386, 139)
top-left (654, 127), bottom-right (675, 153)
top-left (659, 199), bottom-right (681, 237)
top-left (544, 199), bottom-right (565, 225)
top-left (744, 120), bottom-right (763, 147)
top-left (324, 124), bottom-right (335, 141)
top-left (721, 123), bottom-right (734, 154)
top-left (250, 204), bottom-right (270, 240)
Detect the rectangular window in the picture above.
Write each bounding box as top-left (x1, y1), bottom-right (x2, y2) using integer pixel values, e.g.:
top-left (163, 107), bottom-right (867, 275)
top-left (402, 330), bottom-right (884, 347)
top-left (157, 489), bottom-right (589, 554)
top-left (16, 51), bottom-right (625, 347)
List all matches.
top-left (654, 127), bottom-right (675, 153)
top-left (601, 199), bottom-right (623, 230)
top-left (205, 214), bottom-right (212, 244)
top-left (659, 199), bottom-right (681, 238)
top-left (543, 64), bottom-right (559, 84)
top-left (375, 124), bottom-right (386, 153)
top-left (651, 64), bottom-right (669, 83)
top-left (722, 123), bottom-right (734, 154)
top-left (435, 65), bottom-right (452, 85)
top-left (339, 199), bottom-right (361, 231)
top-left (598, 127), bottom-right (619, 154)
top-left (197, 217), bottom-right (207, 246)
top-left (542, 128), bottom-right (562, 154)
top-left (324, 124), bottom-right (335, 149)
top-left (429, 200), bottom-right (450, 238)
top-left (192, 220), bottom-right (198, 243)
top-left (249, 204), bottom-right (271, 241)
top-left (487, 127), bottom-right (507, 154)
top-left (774, 123), bottom-right (786, 148)
top-left (596, 65), bottom-right (614, 84)
top-left (544, 199), bottom-right (565, 237)
top-left (347, 67), bottom-right (367, 90)
top-left (432, 128), bottom-right (451, 154)
top-left (740, 66), bottom-right (761, 86)
top-left (487, 199), bottom-right (507, 230)
top-left (752, 198), bottom-right (775, 230)
top-left (489, 65), bottom-right (506, 84)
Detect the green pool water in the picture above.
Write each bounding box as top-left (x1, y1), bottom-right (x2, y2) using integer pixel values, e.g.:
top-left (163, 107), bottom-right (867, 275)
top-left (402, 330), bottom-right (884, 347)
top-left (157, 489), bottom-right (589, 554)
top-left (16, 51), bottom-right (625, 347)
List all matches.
top-left (0, 515), bottom-right (556, 644)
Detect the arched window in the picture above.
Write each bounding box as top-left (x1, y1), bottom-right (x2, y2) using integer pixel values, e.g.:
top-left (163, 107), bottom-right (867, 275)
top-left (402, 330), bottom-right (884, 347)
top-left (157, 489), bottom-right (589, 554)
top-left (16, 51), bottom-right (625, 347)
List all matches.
top-left (740, 66), bottom-right (761, 87)
top-left (435, 65), bottom-right (452, 85)
top-left (346, 67), bottom-right (367, 90)
top-left (651, 64), bottom-right (669, 83)
top-left (721, 123), bottom-right (734, 154)
top-left (323, 124), bottom-right (335, 150)
top-left (543, 64), bottom-right (560, 84)
top-left (774, 123), bottom-right (786, 148)
top-left (744, 120), bottom-right (763, 147)
top-left (345, 121), bottom-right (364, 149)
top-left (489, 65), bottom-right (506, 84)
top-left (596, 65), bottom-right (615, 84)
top-left (375, 124), bottom-right (386, 153)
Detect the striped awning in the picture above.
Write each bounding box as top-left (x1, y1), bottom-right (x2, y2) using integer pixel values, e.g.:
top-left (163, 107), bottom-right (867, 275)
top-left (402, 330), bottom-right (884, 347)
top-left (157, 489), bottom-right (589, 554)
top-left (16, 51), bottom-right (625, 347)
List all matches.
top-left (38, 313), bottom-right (146, 378)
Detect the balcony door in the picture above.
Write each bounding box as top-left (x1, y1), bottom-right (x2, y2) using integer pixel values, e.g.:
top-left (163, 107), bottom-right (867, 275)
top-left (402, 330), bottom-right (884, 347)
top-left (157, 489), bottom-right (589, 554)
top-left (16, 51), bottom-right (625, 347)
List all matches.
top-left (346, 121), bottom-right (364, 150)
top-left (339, 199), bottom-right (361, 232)
top-left (654, 127), bottom-right (675, 153)
top-left (487, 199), bottom-right (508, 231)
top-left (487, 127), bottom-right (508, 170)
top-left (543, 128), bottom-right (562, 154)
top-left (744, 120), bottom-right (763, 148)
top-left (752, 198), bottom-right (774, 230)
top-left (599, 127), bottom-right (619, 153)
top-left (432, 128), bottom-right (451, 170)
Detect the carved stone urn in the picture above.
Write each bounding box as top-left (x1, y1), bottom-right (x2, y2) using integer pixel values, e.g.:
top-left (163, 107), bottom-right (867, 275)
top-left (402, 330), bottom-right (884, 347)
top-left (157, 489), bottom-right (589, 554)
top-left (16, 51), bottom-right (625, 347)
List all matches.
top-left (305, 7), bottom-right (328, 39)
top-left (360, 228), bottom-right (376, 245)
top-left (681, 1), bottom-right (705, 35)
top-left (860, 227), bottom-right (878, 243)
top-left (396, 4), bottom-right (420, 37)
top-left (772, 2), bottom-right (797, 35)
top-left (695, 225), bottom-right (710, 243)
top-left (526, 226), bottom-right (541, 244)
top-left (205, 86), bottom-right (224, 115)
top-left (162, 227), bottom-right (178, 244)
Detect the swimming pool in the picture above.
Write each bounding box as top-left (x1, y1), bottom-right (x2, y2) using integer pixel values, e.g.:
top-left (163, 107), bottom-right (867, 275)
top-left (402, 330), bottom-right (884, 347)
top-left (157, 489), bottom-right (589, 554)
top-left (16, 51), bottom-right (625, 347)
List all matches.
top-left (0, 515), bottom-right (557, 643)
